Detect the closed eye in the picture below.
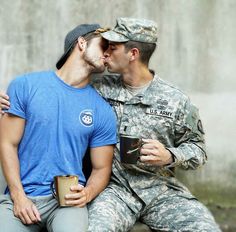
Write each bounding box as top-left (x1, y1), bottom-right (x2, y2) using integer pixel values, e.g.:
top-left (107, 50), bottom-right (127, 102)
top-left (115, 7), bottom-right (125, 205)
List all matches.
top-left (108, 42), bottom-right (117, 50)
top-left (109, 45), bottom-right (116, 50)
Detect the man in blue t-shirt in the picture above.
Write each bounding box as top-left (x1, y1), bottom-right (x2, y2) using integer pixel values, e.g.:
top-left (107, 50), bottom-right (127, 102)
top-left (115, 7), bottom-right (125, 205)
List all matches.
top-left (0, 24), bottom-right (116, 232)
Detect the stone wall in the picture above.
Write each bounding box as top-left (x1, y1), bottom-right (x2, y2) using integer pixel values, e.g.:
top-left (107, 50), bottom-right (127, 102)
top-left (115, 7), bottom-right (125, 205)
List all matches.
top-left (0, 0), bottom-right (236, 207)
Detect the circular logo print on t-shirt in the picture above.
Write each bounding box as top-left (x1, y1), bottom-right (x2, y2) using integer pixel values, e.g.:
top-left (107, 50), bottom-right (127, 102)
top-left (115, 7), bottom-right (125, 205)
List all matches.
top-left (79, 110), bottom-right (93, 127)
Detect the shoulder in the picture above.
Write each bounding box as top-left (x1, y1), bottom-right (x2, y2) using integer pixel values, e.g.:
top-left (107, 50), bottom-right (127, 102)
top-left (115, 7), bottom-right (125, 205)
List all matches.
top-left (91, 73), bottom-right (122, 94)
top-left (7, 71), bottom-right (54, 100)
top-left (8, 73), bottom-right (30, 90)
top-left (100, 74), bottom-right (122, 86)
top-left (92, 73), bottom-right (121, 85)
top-left (11, 70), bottom-right (53, 85)
top-left (25, 70), bottom-right (54, 82)
top-left (146, 75), bottom-right (197, 118)
top-left (156, 76), bottom-right (189, 101)
top-left (151, 76), bottom-right (191, 109)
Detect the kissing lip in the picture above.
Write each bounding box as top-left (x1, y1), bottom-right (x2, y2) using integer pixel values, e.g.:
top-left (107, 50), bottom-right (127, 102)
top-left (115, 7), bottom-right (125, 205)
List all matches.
top-left (101, 57), bottom-right (109, 66)
top-left (104, 61), bottom-right (110, 66)
top-left (104, 56), bottom-right (110, 62)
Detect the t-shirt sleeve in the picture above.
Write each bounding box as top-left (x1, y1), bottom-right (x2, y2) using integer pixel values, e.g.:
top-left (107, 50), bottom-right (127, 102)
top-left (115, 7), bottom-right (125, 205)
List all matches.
top-left (89, 103), bottom-right (117, 148)
top-left (5, 76), bottom-right (27, 119)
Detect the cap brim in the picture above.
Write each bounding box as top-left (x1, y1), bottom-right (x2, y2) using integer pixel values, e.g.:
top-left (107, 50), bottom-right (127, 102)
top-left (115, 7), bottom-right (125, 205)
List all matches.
top-left (56, 43), bottom-right (74, 69)
top-left (101, 31), bottom-right (129, 42)
top-left (56, 53), bottom-right (68, 70)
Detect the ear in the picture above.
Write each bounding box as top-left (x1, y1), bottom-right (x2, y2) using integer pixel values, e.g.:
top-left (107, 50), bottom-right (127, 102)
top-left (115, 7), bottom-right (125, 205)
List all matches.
top-left (129, 48), bottom-right (140, 62)
top-left (77, 37), bottom-right (87, 51)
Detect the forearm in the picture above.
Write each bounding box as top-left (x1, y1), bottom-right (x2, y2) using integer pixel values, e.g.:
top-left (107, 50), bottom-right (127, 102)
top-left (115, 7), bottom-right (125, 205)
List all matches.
top-left (81, 145), bottom-right (114, 203)
top-left (84, 166), bottom-right (111, 202)
top-left (0, 144), bottom-right (41, 224)
top-left (0, 143), bottom-right (25, 200)
top-left (167, 142), bottom-right (207, 169)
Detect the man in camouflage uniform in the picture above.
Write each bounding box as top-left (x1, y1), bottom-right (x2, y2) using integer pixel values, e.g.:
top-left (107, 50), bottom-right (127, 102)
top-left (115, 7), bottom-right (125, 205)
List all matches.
top-left (88, 18), bottom-right (221, 231)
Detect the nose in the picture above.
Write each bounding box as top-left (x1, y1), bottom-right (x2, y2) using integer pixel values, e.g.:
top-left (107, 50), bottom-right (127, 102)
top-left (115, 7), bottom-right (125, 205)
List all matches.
top-left (104, 49), bottom-right (110, 57)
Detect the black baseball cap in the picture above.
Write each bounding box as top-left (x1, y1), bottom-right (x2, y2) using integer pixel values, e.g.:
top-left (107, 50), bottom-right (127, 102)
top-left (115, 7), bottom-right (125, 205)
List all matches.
top-left (56, 24), bottom-right (101, 69)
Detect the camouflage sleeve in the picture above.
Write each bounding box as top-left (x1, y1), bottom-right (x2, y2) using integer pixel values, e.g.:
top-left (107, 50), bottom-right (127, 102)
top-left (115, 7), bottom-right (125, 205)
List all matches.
top-left (91, 74), bottom-right (120, 99)
top-left (167, 98), bottom-right (207, 170)
top-left (90, 74), bottom-right (105, 96)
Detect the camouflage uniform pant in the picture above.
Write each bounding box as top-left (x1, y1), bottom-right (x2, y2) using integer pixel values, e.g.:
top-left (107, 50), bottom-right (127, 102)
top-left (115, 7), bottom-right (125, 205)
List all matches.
top-left (88, 183), bottom-right (221, 232)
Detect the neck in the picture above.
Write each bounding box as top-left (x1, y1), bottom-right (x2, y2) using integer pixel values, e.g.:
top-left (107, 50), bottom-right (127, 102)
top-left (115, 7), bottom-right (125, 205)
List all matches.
top-left (56, 54), bottom-right (92, 88)
top-left (122, 63), bottom-right (153, 87)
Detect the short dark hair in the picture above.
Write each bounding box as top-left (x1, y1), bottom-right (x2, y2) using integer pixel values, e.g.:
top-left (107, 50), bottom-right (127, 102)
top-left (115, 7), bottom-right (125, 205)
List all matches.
top-left (67, 28), bottom-right (110, 57)
top-left (67, 31), bottom-right (101, 57)
top-left (124, 41), bottom-right (156, 65)
top-left (83, 31), bottom-right (101, 44)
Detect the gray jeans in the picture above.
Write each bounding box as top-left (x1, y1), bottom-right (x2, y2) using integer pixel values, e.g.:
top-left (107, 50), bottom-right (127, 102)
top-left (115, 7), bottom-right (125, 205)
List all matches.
top-left (0, 194), bottom-right (88, 232)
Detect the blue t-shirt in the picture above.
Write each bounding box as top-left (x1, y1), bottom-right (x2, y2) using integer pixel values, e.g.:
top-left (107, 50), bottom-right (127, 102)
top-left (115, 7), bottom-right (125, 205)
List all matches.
top-left (5, 71), bottom-right (117, 196)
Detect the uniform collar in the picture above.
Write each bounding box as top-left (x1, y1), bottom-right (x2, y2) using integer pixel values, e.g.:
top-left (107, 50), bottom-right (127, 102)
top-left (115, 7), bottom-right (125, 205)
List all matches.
top-left (119, 73), bottom-right (160, 105)
top-left (140, 74), bottom-right (160, 105)
top-left (104, 71), bottom-right (160, 106)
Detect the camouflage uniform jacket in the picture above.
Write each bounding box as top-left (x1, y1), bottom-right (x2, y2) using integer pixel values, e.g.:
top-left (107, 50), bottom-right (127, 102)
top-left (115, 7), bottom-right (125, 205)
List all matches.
top-left (92, 73), bottom-right (207, 207)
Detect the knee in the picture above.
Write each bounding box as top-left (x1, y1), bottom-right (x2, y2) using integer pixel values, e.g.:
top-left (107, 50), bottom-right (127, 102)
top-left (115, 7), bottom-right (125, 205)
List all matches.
top-left (49, 207), bottom-right (88, 232)
top-left (51, 223), bottom-right (88, 232)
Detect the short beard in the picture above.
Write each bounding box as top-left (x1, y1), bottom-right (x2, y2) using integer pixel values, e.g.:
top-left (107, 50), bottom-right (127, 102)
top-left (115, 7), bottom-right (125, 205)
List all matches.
top-left (84, 51), bottom-right (105, 73)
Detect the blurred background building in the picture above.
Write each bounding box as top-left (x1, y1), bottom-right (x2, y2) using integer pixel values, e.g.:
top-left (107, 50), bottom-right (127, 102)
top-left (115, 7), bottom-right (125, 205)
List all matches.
top-left (0, 0), bottom-right (236, 230)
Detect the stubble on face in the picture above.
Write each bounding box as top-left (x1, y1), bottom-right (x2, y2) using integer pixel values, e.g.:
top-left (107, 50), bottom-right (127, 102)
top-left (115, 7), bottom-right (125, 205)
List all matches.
top-left (104, 42), bottom-right (129, 74)
top-left (83, 37), bottom-right (106, 73)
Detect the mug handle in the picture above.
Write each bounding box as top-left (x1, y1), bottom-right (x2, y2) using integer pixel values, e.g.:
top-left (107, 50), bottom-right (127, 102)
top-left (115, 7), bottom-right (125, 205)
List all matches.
top-left (50, 181), bottom-right (57, 198)
top-left (139, 138), bottom-right (145, 148)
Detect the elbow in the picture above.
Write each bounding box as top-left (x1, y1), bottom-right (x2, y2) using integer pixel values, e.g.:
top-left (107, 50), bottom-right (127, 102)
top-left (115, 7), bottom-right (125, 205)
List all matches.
top-left (182, 150), bottom-right (207, 170)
